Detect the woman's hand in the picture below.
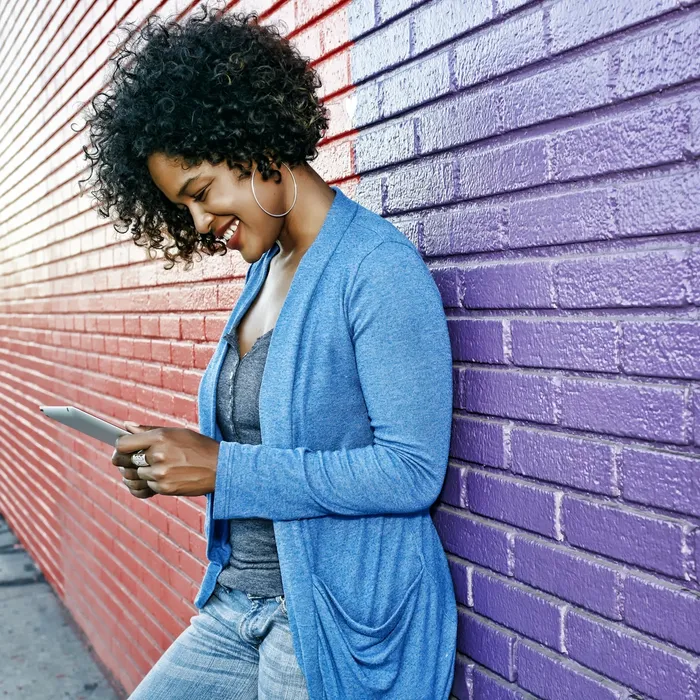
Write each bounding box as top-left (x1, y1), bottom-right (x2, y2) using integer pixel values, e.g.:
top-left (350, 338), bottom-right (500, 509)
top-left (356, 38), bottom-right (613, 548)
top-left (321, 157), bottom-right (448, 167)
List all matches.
top-left (112, 422), bottom-right (220, 497)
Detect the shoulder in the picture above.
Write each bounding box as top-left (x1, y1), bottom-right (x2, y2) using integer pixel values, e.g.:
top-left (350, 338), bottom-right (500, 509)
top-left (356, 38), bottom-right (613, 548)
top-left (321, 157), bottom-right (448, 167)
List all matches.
top-left (338, 197), bottom-right (424, 275)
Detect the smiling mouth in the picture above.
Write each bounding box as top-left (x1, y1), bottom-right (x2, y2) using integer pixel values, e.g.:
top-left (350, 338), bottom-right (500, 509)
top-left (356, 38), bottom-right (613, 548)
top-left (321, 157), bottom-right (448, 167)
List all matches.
top-left (214, 216), bottom-right (239, 238)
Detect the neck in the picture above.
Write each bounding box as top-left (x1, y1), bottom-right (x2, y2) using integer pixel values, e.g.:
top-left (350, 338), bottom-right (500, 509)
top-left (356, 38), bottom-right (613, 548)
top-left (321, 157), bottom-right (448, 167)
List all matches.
top-left (274, 163), bottom-right (336, 261)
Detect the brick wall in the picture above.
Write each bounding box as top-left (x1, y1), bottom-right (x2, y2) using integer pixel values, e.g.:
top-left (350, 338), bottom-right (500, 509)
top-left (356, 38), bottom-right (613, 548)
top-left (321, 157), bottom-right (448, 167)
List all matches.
top-left (368, 1), bottom-right (699, 698)
top-left (0, 0), bottom-right (697, 698)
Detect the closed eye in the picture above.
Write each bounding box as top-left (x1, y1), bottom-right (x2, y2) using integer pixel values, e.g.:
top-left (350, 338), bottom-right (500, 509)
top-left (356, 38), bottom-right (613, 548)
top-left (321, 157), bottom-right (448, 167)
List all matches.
top-left (176, 188), bottom-right (208, 210)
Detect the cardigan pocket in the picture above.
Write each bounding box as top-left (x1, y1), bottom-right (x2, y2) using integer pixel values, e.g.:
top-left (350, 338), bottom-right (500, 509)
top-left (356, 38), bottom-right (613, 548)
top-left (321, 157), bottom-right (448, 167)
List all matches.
top-left (311, 553), bottom-right (425, 694)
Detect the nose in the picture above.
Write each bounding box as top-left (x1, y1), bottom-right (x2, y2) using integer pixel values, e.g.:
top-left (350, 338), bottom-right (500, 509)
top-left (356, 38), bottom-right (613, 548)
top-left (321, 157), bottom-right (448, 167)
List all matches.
top-left (192, 208), bottom-right (214, 236)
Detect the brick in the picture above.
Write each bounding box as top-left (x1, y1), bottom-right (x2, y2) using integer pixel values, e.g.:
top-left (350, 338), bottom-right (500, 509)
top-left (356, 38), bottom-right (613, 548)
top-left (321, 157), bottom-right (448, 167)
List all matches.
top-left (517, 642), bottom-right (629, 700)
top-left (433, 507), bottom-right (514, 575)
top-left (692, 245), bottom-right (700, 305)
top-left (447, 557), bottom-right (473, 607)
top-left (204, 315), bottom-right (226, 342)
top-left (614, 12), bottom-right (700, 98)
top-left (440, 464), bottom-right (466, 508)
top-left (458, 609), bottom-right (517, 681)
top-left (511, 429), bottom-right (619, 496)
top-left (551, 103), bottom-right (687, 180)
top-left (348, 0), bottom-right (375, 38)
top-left (556, 249), bottom-right (689, 309)
top-left (452, 656), bottom-right (473, 699)
top-left (467, 469), bottom-right (560, 539)
top-left (514, 536), bottom-right (622, 619)
top-left (352, 172), bottom-right (383, 213)
top-left (326, 95), bottom-right (355, 141)
top-left (414, 0), bottom-right (492, 55)
top-left (694, 391), bottom-right (700, 447)
top-left (417, 87), bottom-right (502, 154)
top-left (549, 0), bottom-right (678, 54)
top-left (295, 0), bottom-right (336, 26)
top-left (380, 50), bottom-right (451, 117)
top-left (472, 666), bottom-right (535, 699)
top-left (319, 9), bottom-right (352, 57)
top-left (621, 448), bottom-right (700, 518)
top-left (456, 368), bottom-right (557, 423)
top-left (354, 116), bottom-right (417, 172)
top-left (159, 315), bottom-right (180, 339)
top-left (377, 0), bottom-right (423, 23)
top-left (623, 321), bottom-right (700, 379)
top-left (624, 574), bottom-right (700, 653)
top-left (559, 377), bottom-right (686, 443)
top-left (449, 416), bottom-right (506, 468)
top-left (316, 137), bottom-right (353, 182)
top-left (430, 266), bottom-right (461, 307)
top-left (292, 21), bottom-right (323, 60)
top-left (690, 93), bottom-right (700, 155)
top-left (562, 496), bottom-right (689, 578)
top-left (496, 0), bottom-right (536, 13)
top-left (500, 53), bottom-right (611, 131)
top-left (454, 8), bottom-right (546, 88)
top-left (472, 570), bottom-right (565, 649)
top-left (448, 319), bottom-right (506, 364)
top-left (170, 342), bottom-right (194, 368)
top-left (180, 315), bottom-right (204, 341)
top-left (353, 80), bottom-right (381, 128)
top-left (264, 3), bottom-right (296, 34)
top-left (384, 154), bottom-right (455, 212)
top-left (511, 320), bottom-right (618, 373)
top-left (565, 609), bottom-right (699, 700)
top-left (422, 198), bottom-right (505, 255)
top-left (509, 188), bottom-right (615, 247)
top-left (458, 139), bottom-right (549, 199)
top-left (449, 202), bottom-right (507, 255)
top-left (350, 15), bottom-right (410, 82)
top-left (614, 169), bottom-right (700, 237)
top-left (458, 260), bottom-right (555, 309)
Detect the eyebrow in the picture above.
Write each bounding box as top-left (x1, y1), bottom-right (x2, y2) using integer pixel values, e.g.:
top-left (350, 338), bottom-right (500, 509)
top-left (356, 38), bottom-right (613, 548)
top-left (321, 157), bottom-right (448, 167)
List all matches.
top-left (177, 175), bottom-right (202, 198)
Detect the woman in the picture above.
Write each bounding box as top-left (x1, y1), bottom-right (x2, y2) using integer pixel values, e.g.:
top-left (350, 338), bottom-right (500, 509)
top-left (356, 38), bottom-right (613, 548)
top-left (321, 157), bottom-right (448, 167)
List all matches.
top-left (80, 4), bottom-right (457, 698)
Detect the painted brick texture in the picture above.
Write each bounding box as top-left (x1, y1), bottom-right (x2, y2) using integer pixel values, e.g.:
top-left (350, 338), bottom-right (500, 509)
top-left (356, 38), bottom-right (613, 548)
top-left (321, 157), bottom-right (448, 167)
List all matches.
top-left (0, 0), bottom-right (360, 695)
top-left (0, 1), bottom-right (698, 699)
top-left (349, 0), bottom-right (700, 698)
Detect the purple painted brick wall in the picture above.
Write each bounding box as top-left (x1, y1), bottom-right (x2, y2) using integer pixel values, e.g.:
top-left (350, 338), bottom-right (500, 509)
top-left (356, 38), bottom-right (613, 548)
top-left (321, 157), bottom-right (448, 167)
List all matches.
top-left (351, 0), bottom-right (700, 698)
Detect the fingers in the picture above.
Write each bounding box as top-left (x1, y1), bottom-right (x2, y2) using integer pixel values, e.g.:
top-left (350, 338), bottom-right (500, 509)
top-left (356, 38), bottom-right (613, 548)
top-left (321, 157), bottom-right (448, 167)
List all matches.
top-left (112, 451), bottom-right (147, 469)
top-left (122, 476), bottom-right (149, 490)
top-left (116, 465), bottom-right (156, 498)
top-left (117, 466), bottom-right (135, 479)
top-left (112, 449), bottom-right (133, 467)
top-left (126, 486), bottom-right (156, 499)
top-left (111, 450), bottom-right (157, 499)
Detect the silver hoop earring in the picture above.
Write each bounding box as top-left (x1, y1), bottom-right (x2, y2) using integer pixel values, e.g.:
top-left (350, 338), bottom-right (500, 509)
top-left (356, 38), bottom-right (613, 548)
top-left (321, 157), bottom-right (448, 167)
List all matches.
top-left (251, 162), bottom-right (297, 218)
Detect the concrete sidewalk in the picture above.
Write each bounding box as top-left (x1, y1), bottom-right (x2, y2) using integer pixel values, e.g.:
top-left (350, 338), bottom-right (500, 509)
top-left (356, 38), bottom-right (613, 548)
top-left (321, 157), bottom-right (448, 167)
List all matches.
top-left (0, 515), bottom-right (125, 699)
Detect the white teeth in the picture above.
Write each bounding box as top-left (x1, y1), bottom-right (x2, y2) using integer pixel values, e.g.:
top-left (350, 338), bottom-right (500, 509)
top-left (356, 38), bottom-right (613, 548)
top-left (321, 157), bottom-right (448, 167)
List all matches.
top-left (222, 218), bottom-right (240, 242)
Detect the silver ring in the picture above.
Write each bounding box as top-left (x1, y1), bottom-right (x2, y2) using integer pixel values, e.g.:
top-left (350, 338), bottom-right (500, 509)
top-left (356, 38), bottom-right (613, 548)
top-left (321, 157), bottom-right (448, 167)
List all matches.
top-left (251, 162), bottom-right (297, 218)
top-left (131, 450), bottom-right (148, 467)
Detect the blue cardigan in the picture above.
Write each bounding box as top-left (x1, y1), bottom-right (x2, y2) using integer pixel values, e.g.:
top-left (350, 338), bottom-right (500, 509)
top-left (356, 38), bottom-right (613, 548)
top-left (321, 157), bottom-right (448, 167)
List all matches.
top-left (195, 186), bottom-right (457, 699)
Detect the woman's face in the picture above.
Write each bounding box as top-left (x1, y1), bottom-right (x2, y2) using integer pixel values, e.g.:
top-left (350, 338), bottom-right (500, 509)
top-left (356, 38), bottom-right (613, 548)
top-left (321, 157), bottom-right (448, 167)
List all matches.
top-left (147, 152), bottom-right (288, 263)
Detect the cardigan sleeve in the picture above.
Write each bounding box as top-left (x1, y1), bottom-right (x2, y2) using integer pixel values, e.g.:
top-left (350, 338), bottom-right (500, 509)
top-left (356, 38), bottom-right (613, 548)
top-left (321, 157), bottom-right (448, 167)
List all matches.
top-left (212, 240), bottom-right (453, 520)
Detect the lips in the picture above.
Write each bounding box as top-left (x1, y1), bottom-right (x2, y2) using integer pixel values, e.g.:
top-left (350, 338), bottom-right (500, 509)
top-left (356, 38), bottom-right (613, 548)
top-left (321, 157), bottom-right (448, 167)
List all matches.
top-left (215, 216), bottom-right (239, 238)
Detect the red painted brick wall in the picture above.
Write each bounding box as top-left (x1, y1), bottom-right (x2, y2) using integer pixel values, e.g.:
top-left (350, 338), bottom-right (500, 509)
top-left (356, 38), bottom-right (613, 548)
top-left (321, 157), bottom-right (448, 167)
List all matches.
top-left (0, 0), bottom-right (358, 694)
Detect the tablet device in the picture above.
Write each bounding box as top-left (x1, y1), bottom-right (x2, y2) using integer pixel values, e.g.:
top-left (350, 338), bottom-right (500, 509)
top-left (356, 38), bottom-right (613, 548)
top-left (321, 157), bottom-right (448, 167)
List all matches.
top-left (39, 405), bottom-right (130, 447)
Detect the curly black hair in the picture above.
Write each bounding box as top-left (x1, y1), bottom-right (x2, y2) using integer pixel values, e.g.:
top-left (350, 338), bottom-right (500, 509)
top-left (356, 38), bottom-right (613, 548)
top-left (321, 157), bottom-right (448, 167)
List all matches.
top-left (75, 1), bottom-right (329, 271)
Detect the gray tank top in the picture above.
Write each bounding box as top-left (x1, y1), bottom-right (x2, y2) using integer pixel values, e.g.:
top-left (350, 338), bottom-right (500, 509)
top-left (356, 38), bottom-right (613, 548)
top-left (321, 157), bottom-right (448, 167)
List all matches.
top-left (214, 324), bottom-right (284, 596)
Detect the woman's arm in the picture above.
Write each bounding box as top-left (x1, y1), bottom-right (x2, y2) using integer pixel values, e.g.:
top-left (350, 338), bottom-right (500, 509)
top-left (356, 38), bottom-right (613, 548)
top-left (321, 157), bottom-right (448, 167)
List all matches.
top-left (213, 241), bottom-right (453, 521)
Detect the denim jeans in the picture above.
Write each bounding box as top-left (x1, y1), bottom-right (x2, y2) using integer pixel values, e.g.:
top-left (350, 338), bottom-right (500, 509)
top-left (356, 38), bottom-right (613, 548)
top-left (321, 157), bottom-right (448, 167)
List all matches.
top-left (129, 582), bottom-right (309, 699)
